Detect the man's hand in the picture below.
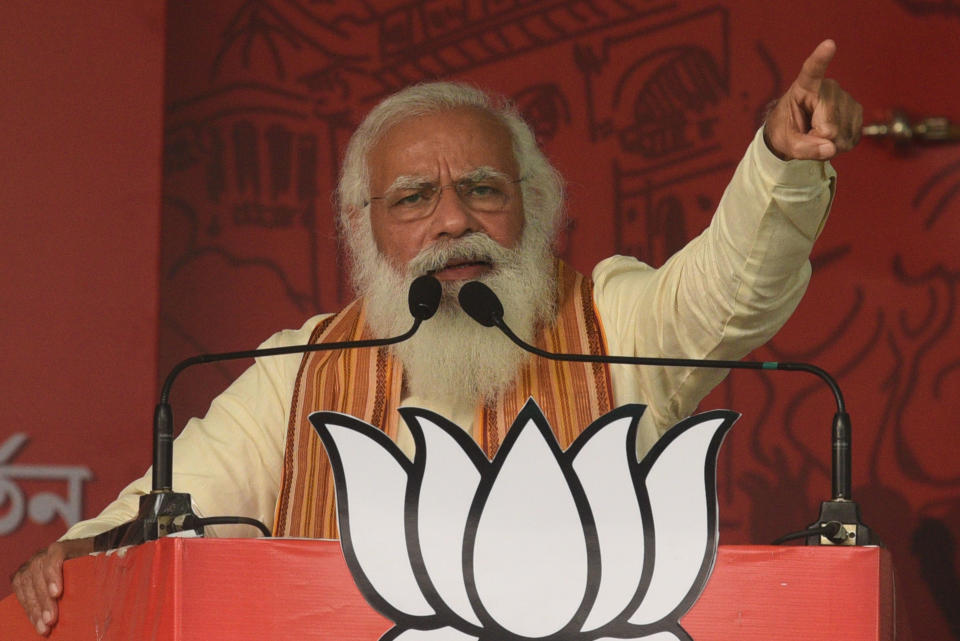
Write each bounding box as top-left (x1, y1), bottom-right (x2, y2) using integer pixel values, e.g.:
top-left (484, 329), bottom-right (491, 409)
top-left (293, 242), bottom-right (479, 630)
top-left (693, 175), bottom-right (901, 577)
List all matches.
top-left (764, 39), bottom-right (863, 161)
top-left (10, 538), bottom-right (93, 636)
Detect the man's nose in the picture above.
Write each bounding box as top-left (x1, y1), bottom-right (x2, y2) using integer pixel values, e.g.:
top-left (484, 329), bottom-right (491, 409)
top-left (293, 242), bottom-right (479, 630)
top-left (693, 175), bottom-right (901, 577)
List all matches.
top-left (430, 185), bottom-right (479, 238)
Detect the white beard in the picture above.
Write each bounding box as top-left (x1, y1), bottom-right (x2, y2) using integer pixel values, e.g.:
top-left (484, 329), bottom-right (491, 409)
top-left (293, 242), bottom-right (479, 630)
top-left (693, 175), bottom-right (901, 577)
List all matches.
top-left (352, 229), bottom-right (557, 409)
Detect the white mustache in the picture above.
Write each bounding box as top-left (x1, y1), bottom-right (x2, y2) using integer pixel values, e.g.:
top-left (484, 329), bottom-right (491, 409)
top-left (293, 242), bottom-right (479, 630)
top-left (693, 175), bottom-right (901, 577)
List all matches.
top-left (406, 234), bottom-right (518, 277)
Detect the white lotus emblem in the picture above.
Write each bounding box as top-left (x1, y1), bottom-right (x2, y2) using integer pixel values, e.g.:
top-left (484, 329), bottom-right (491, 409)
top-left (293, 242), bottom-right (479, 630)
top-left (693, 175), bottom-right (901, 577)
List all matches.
top-left (310, 399), bottom-right (735, 641)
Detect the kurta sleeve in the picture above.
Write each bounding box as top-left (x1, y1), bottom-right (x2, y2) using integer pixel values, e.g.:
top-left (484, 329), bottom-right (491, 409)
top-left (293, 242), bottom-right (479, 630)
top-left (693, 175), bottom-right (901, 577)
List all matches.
top-left (61, 315), bottom-right (330, 540)
top-left (594, 128), bottom-right (836, 455)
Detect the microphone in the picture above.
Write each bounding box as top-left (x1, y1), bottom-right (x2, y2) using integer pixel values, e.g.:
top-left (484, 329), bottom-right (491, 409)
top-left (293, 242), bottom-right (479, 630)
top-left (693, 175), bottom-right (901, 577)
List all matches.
top-left (94, 275), bottom-right (441, 551)
top-left (458, 280), bottom-right (502, 327)
top-left (408, 272), bottom-right (443, 321)
top-left (457, 280), bottom-right (878, 547)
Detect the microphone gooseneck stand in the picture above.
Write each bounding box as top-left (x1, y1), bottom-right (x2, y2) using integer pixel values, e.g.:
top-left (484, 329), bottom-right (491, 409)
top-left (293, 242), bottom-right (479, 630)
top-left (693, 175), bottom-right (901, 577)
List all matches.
top-left (94, 275), bottom-right (442, 551)
top-left (457, 280), bottom-right (879, 546)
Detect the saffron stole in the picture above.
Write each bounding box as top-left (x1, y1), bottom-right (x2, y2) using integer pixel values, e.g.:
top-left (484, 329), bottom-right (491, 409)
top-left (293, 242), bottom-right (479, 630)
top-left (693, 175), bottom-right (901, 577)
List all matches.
top-left (273, 261), bottom-right (612, 538)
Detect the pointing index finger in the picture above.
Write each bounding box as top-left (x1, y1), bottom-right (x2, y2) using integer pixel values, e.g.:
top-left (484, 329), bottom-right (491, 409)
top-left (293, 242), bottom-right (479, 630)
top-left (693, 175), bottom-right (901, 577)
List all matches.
top-left (795, 39), bottom-right (837, 93)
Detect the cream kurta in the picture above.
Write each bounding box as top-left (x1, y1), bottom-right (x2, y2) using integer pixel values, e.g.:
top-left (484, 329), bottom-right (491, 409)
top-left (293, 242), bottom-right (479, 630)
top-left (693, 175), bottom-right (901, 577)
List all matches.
top-left (64, 129), bottom-right (835, 540)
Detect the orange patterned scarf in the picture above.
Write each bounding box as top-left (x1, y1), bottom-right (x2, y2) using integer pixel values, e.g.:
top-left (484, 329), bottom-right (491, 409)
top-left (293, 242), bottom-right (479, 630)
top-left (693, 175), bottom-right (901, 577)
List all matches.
top-left (273, 261), bottom-right (612, 538)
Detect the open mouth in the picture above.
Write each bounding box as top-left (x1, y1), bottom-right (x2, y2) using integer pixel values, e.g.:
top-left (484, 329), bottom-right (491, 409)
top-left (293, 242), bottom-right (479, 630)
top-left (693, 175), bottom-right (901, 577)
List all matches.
top-left (428, 258), bottom-right (494, 280)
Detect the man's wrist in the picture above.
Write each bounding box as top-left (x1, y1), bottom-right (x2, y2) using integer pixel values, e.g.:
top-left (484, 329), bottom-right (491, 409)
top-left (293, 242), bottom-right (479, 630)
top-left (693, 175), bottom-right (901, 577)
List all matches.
top-left (753, 127), bottom-right (830, 186)
top-left (59, 537), bottom-right (95, 560)
top-left (762, 123), bottom-right (789, 161)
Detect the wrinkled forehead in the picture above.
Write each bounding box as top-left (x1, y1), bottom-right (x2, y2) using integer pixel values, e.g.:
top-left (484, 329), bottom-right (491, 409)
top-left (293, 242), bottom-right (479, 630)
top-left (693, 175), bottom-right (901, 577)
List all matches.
top-left (366, 107), bottom-right (519, 188)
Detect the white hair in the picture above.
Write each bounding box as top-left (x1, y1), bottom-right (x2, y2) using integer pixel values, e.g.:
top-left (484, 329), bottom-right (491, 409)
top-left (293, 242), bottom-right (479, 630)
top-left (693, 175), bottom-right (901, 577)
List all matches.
top-left (336, 81), bottom-right (565, 289)
top-left (335, 82), bottom-right (566, 407)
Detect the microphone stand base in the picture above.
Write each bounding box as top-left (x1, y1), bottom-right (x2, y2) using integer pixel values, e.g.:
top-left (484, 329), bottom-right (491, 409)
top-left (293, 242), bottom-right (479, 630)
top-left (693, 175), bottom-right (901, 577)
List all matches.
top-left (93, 491), bottom-right (204, 551)
top-left (806, 499), bottom-right (882, 546)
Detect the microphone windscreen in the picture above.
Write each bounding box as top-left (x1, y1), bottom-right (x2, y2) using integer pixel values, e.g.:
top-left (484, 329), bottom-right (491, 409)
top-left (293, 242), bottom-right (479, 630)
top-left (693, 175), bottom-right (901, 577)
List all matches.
top-left (408, 275), bottom-right (442, 320)
top-left (457, 281), bottom-right (503, 327)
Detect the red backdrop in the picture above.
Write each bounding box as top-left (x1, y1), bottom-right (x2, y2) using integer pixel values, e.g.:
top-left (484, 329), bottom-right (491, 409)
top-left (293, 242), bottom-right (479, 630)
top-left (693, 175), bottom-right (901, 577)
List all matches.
top-left (0, 0), bottom-right (164, 611)
top-left (2, 1), bottom-right (959, 640)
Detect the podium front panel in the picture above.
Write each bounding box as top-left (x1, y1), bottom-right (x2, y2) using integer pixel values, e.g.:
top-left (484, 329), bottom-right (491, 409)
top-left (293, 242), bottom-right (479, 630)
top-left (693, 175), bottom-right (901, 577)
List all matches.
top-left (0, 539), bottom-right (893, 640)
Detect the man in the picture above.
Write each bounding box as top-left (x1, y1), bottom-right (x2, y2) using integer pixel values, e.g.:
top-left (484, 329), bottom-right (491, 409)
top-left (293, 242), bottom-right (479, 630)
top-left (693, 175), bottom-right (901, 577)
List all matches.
top-left (12, 39), bottom-right (861, 635)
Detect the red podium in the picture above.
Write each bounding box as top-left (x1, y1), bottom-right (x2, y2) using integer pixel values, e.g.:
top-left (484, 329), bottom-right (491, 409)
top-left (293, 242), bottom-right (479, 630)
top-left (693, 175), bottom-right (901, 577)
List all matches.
top-left (0, 538), bottom-right (894, 640)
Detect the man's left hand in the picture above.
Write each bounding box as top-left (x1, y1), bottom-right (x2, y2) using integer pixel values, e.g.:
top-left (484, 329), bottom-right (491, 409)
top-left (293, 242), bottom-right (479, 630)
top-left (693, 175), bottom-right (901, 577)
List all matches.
top-left (764, 39), bottom-right (863, 161)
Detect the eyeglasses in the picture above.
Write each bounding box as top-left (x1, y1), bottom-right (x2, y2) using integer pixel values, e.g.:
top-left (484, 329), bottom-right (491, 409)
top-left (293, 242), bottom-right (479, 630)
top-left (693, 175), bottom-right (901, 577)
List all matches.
top-left (366, 174), bottom-right (522, 222)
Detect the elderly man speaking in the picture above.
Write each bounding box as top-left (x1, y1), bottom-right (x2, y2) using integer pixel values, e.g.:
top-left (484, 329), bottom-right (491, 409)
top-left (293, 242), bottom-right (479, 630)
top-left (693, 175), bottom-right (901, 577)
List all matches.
top-left (13, 39), bottom-right (860, 636)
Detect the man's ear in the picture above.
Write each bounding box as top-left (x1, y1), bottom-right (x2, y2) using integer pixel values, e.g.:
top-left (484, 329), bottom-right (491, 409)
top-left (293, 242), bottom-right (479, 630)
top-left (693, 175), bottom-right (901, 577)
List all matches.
top-left (340, 205), bottom-right (362, 234)
top-left (339, 204), bottom-right (376, 256)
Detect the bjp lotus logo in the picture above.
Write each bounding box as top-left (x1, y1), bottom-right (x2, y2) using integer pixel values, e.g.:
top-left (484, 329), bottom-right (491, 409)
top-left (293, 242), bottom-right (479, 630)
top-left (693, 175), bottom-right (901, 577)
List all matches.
top-left (310, 400), bottom-right (735, 641)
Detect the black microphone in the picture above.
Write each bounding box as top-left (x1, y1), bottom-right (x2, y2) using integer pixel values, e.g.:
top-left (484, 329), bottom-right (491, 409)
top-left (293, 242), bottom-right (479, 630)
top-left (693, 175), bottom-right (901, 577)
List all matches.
top-left (408, 272), bottom-right (443, 321)
top-left (458, 280), bottom-right (502, 327)
top-left (457, 280), bottom-right (878, 547)
top-left (94, 275), bottom-right (441, 551)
